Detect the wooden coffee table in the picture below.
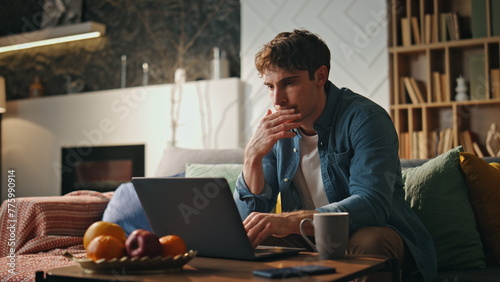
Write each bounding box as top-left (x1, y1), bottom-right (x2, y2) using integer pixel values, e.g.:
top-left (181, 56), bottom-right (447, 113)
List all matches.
top-left (39, 253), bottom-right (400, 282)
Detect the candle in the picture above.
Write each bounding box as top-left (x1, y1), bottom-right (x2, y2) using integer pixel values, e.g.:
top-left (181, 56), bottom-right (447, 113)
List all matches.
top-left (142, 63), bottom-right (149, 86)
top-left (121, 55), bottom-right (127, 88)
top-left (212, 47), bottom-right (220, 80)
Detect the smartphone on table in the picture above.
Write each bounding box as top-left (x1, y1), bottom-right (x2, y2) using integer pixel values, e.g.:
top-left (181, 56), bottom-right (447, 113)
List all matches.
top-left (252, 264), bottom-right (336, 278)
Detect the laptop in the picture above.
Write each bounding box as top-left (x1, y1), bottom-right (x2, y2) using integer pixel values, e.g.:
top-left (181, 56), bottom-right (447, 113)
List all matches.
top-left (132, 177), bottom-right (304, 260)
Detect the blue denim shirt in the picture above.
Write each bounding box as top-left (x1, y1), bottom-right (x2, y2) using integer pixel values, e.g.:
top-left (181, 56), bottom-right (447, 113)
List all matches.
top-left (234, 82), bottom-right (437, 282)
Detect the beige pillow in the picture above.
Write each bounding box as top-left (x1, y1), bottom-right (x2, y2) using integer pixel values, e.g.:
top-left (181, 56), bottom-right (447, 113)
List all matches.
top-left (154, 146), bottom-right (243, 176)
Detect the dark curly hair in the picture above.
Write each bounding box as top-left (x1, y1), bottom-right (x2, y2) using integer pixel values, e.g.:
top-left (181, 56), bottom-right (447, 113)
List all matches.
top-left (255, 29), bottom-right (331, 80)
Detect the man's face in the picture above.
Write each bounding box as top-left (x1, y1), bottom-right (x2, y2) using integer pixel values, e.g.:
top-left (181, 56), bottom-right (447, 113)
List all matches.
top-left (262, 67), bottom-right (325, 129)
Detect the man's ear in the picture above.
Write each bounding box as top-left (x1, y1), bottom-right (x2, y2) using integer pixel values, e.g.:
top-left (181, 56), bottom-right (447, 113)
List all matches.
top-left (315, 66), bottom-right (329, 87)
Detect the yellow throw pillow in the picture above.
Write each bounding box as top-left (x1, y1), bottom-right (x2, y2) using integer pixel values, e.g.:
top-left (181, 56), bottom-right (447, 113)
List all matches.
top-left (459, 152), bottom-right (500, 264)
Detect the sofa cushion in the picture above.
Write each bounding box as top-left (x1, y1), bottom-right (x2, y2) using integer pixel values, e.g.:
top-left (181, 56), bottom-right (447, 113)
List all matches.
top-left (459, 152), bottom-right (500, 264)
top-left (402, 146), bottom-right (486, 270)
top-left (155, 146), bottom-right (244, 177)
top-left (185, 163), bottom-right (243, 193)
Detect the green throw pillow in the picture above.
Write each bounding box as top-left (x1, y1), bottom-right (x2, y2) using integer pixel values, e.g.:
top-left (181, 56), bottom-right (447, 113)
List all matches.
top-left (402, 146), bottom-right (485, 270)
top-left (185, 163), bottom-right (243, 193)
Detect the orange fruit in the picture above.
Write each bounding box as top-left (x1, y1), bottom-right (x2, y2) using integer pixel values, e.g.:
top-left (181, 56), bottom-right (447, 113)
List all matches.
top-left (86, 235), bottom-right (125, 262)
top-left (83, 221), bottom-right (127, 249)
top-left (159, 235), bottom-right (187, 257)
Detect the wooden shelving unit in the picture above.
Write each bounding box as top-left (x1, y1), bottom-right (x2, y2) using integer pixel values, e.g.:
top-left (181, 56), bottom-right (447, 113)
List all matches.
top-left (388, 0), bottom-right (500, 159)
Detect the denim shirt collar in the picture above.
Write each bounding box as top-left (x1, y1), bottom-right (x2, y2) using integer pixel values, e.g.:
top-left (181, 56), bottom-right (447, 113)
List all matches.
top-left (314, 81), bottom-right (339, 132)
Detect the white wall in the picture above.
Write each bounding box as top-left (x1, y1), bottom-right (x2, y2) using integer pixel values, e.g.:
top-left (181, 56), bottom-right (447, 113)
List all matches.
top-left (240, 0), bottom-right (389, 142)
top-left (1, 78), bottom-right (241, 200)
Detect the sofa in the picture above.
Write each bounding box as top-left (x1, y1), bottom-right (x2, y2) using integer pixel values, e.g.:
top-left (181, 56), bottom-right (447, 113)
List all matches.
top-left (0, 145), bottom-right (499, 281)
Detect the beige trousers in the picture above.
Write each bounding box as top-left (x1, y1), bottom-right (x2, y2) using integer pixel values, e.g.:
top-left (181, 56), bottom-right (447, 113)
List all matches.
top-left (348, 226), bottom-right (407, 282)
top-left (262, 226), bottom-right (415, 282)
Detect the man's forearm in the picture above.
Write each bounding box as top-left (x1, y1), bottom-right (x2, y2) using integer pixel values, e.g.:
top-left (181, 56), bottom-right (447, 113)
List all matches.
top-left (242, 158), bottom-right (266, 195)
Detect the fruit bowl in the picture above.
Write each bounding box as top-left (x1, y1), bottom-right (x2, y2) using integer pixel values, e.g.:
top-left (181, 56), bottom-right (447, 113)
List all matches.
top-left (63, 250), bottom-right (197, 274)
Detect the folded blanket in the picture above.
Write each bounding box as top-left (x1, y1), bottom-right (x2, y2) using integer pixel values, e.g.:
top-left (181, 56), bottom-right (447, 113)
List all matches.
top-left (0, 190), bottom-right (113, 257)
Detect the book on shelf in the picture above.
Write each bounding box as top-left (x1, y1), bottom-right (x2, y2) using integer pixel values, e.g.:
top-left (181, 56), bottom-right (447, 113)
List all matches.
top-left (402, 77), bottom-right (420, 104)
top-left (398, 77), bottom-right (408, 104)
top-left (428, 131), bottom-right (439, 158)
top-left (459, 130), bottom-right (475, 155)
top-left (411, 16), bottom-right (421, 45)
top-left (401, 17), bottom-right (412, 46)
top-left (401, 130), bottom-right (445, 159)
top-left (432, 14), bottom-right (439, 43)
top-left (441, 12), bottom-right (461, 41)
top-left (424, 14), bottom-right (432, 44)
top-left (411, 132), bottom-right (428, 159)
top-left (406, 132), bottom-right (412, 159)
top-left (411, 130), bottom-right (441, 158)
top-left (399, 132), bottom-right (410, 158)
top-left (445, 128), bottom-right (454, 153)
top-left (471, 0), bottom-right (487, 38)
top-left (451, 13), bottom-right (461, 40)
top-left (417, 131), bottom-right (428, 159)
top-left (432, 71), bottom-right (444, 102)
top-left (445, 13), bottom-right (454, 40)
top-left (441, 73), bottom-right (449, 102)
top-left (473, 142), bottom-right (484, 158)
top-left (469, 53), bottom-right (487, 100)
top-left (410, 77), bottom-right (426, 103)
top-left (412, 132), bottom-right (418, 159)
top-left (437, 128), bottom-right (454, 155)
top-left (440, 13), bottom-right (448, 41)
top-left (437, 130), bottom-right (445, 156)
top-left (492, 0), bottom-right (500, 36)
top-left (410, 131), bottom-right (420, 159)
top-left (491, 69), bottom-right (500, 99)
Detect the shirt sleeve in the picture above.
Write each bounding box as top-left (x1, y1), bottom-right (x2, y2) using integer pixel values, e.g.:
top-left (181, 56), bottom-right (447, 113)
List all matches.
top-left (233, 149), bottom-right (281, 220)
top-left (233, 172), bottom-right (274, 220)
top-left (316, 110), bottom-right (401, 232)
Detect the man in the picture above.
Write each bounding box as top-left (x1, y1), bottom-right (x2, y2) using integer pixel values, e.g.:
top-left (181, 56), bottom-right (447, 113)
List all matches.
top-left (233, 29), bottom-right (437, 281)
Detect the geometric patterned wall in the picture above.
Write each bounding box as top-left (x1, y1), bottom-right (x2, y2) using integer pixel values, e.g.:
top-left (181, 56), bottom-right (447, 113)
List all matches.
top-left (241, 0), bottom-right (389, 143)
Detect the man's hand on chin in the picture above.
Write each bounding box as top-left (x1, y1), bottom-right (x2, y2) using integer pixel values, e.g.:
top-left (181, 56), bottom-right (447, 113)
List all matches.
top-left (243, 210), bottom-right (318, 248)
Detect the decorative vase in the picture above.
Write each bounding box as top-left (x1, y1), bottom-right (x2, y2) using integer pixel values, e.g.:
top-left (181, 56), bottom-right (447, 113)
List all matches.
top-left (455, 75), bottom-right (468, 101)
top-left (175, 68), bottom-right (186, 84)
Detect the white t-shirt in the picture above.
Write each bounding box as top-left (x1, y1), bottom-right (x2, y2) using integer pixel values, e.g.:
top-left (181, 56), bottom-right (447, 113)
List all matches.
top-left (293, 130), bottom-right (329, 210)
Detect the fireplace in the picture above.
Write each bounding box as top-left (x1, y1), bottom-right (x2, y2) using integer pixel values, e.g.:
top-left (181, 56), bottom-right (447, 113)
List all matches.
top-left (61, 145), bottom-right (145, 195)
